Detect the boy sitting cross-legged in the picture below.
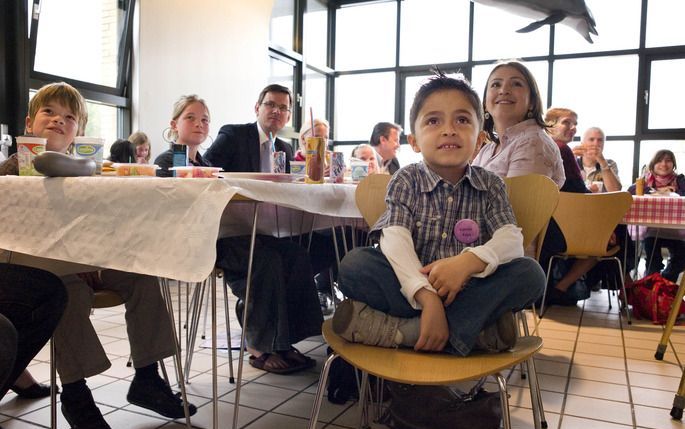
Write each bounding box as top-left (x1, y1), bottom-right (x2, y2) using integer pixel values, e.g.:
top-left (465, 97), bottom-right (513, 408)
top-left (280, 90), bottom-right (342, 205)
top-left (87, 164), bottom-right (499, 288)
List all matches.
top-left (333, 72), bottom-right (545, 355)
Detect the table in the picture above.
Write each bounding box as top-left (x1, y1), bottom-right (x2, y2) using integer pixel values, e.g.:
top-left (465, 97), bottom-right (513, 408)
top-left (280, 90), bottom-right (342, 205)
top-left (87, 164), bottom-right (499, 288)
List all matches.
top-left (0, 175), bottom-right (362, 429)
top-left (622, 195), bottom-right (685, 230)
top-left (0, 176), bottom-right (360, 281)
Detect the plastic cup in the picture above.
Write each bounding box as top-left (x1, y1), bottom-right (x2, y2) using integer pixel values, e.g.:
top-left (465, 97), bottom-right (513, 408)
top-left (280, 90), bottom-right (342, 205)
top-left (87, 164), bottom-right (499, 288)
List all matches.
top-left (635, 177), bottom-right (645, 196)
top-left (350, 160), bottom-right (369, 181)
top-left (305, 136), bottom-right (325, 184)
top-left (16, 136), bottom-right (46, 176)
top-left (591, 181), bottom-right (603, 192)
top-left (73, 137), bottom-right (105, 174)
top-left (272, 151), bottom-right (286, 174)
top-left (290, 161), bottom-right (306, 175)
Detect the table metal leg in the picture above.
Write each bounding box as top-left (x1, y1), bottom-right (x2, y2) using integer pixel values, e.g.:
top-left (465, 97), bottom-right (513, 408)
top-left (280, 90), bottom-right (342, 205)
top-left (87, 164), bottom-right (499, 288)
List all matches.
top-left (655, 273), bottom-right (685, 360)
top-left (232, 202), bottom-right (260, 429)
top-left (50, 338), bottom-right (57, 429)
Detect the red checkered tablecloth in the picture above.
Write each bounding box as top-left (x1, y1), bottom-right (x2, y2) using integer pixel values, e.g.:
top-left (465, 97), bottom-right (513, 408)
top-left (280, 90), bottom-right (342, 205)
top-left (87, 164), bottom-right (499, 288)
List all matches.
top-left (622, 196), bottom-right (685, 227)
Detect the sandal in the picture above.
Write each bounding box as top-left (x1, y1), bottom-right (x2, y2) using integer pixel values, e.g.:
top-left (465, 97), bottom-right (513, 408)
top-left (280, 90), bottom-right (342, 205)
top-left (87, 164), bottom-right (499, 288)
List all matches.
top-left (279, 347), bottom-right (316, 369)
top-left (249, 353), bottom-right (307, 375)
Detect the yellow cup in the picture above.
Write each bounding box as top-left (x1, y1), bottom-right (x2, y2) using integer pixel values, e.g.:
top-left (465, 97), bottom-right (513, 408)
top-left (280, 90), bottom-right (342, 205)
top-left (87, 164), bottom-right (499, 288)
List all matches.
top-left (305, 136), bottom-right (325, 184)
top-left (635, 177), bottom-right (645, 196)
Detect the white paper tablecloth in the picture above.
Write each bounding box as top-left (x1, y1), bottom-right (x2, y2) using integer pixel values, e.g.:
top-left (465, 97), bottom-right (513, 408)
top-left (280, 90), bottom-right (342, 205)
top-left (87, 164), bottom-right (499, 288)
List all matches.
top-left (0, 176), bottom-right (361, 282)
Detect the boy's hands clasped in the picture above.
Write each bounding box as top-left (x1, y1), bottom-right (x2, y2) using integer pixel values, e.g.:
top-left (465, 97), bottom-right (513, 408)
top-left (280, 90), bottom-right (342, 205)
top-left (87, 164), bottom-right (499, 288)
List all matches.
top-left (414, 252), bottom-right (487, 352)
top-left (420, 252), bottom-right (486, 306)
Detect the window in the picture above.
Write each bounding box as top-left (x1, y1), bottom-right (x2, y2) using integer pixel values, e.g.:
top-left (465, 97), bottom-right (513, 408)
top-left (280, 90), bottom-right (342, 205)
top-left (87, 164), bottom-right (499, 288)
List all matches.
top-left (646, 58), bottom-right (685, 130)
top-left (399, 0), bottom-right (470, 67)
top-left (27, 0), bottom-right (133, 143)
top-left (303, 68), bottom-right (327, 123)
top-left (303, 0), bottom-right (328, 67)
top-left (471, 3), bottom-right (549, 61)
top-left (270, 0), bottom-right (295, 51)
top-left (33, 0), bottom-right (130, 88)
top-left (647, 0), bottom-right (685, 48)
top-left (554, 0), bottom-right (641, 55)
top-left (335, 72), bottom-right (394, 141)
top-left (272, 0), bottom-right (685, 179)
top-left (335, 2), bottom-right (397, 71)
top-left (268, 55), bottom-right (296, 129)
top-left (552, 55), bottom-right (638, 136)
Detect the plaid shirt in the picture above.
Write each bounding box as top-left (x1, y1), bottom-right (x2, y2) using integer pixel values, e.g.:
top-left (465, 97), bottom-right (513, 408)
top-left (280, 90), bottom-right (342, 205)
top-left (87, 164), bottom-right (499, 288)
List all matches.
top-left (372, 162), bottom-right (516, 266)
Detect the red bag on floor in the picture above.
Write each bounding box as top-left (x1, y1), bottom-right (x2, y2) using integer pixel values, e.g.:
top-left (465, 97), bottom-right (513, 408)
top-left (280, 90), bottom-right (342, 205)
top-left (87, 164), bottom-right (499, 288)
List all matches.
top-left (626, 273), bottom-right (685, 324)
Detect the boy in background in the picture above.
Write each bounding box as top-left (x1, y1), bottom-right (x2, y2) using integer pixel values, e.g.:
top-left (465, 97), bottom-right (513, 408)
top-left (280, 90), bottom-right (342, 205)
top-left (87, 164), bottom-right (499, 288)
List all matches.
top-left (0, 82), bottom-right (196, 428)
top-left (334, 73), bottom-right (545, 355)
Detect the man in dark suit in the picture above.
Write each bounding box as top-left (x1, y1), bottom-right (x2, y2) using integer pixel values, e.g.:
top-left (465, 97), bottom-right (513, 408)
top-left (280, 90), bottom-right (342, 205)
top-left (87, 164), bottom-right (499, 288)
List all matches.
top-left (205, 84), bottom-right (323, 375)
top-left (205, 84), bottom-right (293, 173)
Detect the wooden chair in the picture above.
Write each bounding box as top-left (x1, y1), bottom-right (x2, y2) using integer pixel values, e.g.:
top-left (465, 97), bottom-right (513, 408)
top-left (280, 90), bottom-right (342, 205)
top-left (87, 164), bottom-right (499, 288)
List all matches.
top-left (539, 191), bottom-right (634, 321)
top-left (503, 174), bottom-right (560, 261)
top-left (308, 174), bottom-right (547, 429)
top-left (354, 173), bottom-right (391, 229)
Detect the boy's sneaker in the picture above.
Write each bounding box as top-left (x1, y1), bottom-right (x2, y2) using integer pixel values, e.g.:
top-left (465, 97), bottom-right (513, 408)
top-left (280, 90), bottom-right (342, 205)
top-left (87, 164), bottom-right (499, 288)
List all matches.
top-left (474, 311), bottom-right (517, 353)
top-left (332, 299), bottom-right (401, 347)
top-left (127, 374), bottom-right (197, 419)
top-left (60, 388), bottom-right (111, 429)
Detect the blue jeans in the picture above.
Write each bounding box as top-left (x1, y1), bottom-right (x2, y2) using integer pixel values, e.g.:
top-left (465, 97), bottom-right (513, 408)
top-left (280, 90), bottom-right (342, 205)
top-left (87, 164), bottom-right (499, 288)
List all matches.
top-left (0, 263), bottom-right (67, 400)
top-left (338, 247), bottom-right (545, 356)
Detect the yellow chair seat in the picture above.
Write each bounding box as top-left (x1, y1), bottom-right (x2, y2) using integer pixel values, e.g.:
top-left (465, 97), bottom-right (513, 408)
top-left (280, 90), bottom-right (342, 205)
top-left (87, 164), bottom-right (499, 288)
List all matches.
top-left (322, 319), bottom-right (543, 385)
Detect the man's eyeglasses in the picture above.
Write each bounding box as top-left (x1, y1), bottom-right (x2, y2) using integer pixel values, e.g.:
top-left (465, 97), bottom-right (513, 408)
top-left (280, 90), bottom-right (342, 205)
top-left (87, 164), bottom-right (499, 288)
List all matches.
top-left (261, 101), bottom-right (291, 113)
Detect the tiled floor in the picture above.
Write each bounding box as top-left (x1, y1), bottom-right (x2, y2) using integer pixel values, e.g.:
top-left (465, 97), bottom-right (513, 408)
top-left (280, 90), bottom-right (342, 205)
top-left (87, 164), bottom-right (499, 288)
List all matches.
top-left (2, 281), bottom-right (685, 429)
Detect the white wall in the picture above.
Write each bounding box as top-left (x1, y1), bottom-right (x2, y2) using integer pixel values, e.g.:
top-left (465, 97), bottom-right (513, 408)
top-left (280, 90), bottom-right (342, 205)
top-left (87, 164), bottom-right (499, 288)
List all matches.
top-left (133, 0), bottom-right (274, 159)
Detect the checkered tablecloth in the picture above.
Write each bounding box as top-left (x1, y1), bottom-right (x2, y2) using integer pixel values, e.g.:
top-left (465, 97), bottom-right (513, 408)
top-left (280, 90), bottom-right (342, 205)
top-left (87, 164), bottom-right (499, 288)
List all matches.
top-left (623, 195), bottom-right (685, 227)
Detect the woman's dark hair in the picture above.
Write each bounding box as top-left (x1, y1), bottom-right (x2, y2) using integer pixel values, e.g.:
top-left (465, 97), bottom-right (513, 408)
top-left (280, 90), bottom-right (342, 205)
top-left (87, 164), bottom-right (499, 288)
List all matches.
top-left (108, 139), bottom-right (136, 163)
top-left (482, 60), bottom-right (546, 143)
top-left (649, 149), bottom-right (677, 173)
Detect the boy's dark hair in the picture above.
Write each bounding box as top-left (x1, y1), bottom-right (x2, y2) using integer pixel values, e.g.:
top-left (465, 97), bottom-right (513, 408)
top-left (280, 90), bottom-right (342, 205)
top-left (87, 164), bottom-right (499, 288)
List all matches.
top-left (369, 122), bottom-right (402, 147)
top-left (257, 84), bottom-right (293, 108)
top-left (108, 139), bottom-right (136, 163)
top-left (482, 60), bottom-right (546, 142)
top-left (408, 70), bottom-right (483, 135)
top-left (649, 149), bottom-right (677, 173)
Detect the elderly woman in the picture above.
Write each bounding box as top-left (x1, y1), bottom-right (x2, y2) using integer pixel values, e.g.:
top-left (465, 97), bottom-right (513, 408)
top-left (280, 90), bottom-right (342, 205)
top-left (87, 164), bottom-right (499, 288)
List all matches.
top-left (351, 143), bottom-right (381, 174)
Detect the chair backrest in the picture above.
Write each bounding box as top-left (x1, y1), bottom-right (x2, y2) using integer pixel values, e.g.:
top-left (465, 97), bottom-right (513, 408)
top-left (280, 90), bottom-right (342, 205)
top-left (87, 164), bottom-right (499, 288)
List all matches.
top-left (552, 191), bottom-right (633, 257)
top-left (504, 174), bottom-right (559, 261)
top-left (355, 174), bottom-right (392, 228)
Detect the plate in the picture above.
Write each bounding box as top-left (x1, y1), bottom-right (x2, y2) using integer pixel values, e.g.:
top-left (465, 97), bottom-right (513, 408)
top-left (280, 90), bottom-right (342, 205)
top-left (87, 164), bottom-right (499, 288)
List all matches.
top-left (216, 172), bottom-right (303, 183)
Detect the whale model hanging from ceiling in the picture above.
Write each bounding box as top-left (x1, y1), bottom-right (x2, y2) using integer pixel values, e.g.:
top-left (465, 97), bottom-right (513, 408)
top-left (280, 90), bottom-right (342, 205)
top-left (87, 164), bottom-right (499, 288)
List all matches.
top-left (471, 0), bottom-right (598, 43)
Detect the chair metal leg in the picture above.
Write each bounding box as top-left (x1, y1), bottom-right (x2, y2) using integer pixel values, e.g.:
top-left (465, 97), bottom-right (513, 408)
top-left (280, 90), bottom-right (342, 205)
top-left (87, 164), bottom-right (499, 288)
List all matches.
top-left (308, 352), bottom-right (338, 429)
top-left (540, 255), bottom-right (560, 318)
top-left (221, 274), bottom-right (235, 384)
top-left (525, 356), bottom-right (547, 429)
top-left (495, 373), bottom-right (512, 429)
top-left (50, 337), bottom-right (57, 429)
top-left (183, 279), bottom-right (206, 383)
top-left (611, 257), bottom-right (631, 324)
top-left (358, 371), bottom-right (371, 429)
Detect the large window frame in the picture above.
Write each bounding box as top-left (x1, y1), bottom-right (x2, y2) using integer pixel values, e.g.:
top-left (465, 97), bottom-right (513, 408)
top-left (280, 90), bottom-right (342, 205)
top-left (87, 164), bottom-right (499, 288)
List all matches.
top-left (27, 0), bottom-right (135, 137)
top-left (270, 0), bottom-right (685, 182)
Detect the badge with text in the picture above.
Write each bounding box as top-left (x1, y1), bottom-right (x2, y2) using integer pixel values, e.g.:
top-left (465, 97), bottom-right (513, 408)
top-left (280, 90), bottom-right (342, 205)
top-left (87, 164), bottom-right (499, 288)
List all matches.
top-left (453, 219), bottom-right (479, 244)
